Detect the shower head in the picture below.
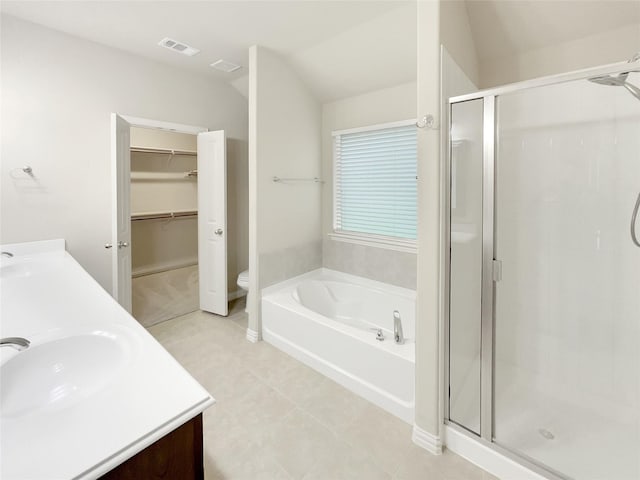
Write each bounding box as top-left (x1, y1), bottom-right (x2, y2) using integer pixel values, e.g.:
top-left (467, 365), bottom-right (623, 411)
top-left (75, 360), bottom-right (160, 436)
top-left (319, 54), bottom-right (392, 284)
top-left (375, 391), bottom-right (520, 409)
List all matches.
top-left (588, 71), bottom-right (640, 101)
top-left (587, 52), bottom-right (640, 101)
top-left (588, 72), bottom-right (629, 86)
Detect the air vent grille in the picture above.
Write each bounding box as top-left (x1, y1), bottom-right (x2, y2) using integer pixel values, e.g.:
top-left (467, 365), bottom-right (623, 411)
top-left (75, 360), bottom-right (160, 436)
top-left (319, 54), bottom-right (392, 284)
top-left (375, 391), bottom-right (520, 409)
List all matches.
top-left (210, 59), bottom-right (242, 73)
top-left (158, 37), bottom-right (200, 57)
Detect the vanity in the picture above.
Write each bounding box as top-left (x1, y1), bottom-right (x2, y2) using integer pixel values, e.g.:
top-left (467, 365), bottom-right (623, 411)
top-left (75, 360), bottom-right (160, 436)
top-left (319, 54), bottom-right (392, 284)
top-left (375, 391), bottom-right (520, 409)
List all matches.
top-left (0, 239), bottom-right (214, 479)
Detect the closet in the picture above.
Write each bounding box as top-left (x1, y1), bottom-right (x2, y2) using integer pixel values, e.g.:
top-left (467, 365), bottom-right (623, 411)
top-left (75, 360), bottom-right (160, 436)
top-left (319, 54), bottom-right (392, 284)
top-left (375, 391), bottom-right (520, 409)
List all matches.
top-left (129, 127), bottom-right (200, 327)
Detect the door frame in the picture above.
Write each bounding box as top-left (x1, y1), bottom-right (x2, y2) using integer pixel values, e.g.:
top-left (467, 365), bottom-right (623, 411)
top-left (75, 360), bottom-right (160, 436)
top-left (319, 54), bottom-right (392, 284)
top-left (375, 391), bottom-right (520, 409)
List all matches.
top-left (120, 115), bottom-right (207, 136)
top-left (110, 114), bottom-right (208, 309)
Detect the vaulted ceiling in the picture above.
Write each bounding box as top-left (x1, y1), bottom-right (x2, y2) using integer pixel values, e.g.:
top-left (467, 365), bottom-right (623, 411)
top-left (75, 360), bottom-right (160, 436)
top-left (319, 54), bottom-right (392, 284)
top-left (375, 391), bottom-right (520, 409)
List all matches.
top-left (467, 0), bottom-right (640, 62)
top-left (0, 1), bottom-right (416, 102)
top-left (2, 1), bottom-right (639, 101)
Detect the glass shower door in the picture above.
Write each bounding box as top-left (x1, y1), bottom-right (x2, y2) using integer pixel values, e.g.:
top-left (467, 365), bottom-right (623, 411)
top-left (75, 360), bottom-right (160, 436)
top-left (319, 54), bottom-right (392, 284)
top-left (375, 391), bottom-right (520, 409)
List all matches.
top-left (493, 73), bottom-right (640, 479)
top-left (448, 99), bottom-right (484, 434)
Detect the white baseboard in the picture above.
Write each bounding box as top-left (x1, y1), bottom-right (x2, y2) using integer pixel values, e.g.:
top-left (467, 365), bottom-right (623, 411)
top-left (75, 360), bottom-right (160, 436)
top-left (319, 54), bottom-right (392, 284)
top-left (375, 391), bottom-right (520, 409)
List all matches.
top-left (412, 424), bottom-right (443, 455)
top-left (246, 328), bottom-right (260, 343)
top-left (228, 289), bottom-right (247, 301)
top-left (444, 425), bottom-right (549, 480)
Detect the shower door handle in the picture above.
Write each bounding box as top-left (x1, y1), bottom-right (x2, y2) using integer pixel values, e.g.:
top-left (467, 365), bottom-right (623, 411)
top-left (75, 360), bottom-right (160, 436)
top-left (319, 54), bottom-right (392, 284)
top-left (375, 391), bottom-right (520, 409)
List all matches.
top-left (492, 260), bottom-right (503, 281)
top-left (631, 191), bottom-right (640, 248)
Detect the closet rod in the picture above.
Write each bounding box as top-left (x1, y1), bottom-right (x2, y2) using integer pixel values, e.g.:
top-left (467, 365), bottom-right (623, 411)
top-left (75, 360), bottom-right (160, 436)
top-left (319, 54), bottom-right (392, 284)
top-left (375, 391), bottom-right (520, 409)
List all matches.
top-left (130, 171), bottom-right (197, 180)
top-left (131, 210), bottom-right (198, 222)
top-left (131, 147), bottom-right (197, 156)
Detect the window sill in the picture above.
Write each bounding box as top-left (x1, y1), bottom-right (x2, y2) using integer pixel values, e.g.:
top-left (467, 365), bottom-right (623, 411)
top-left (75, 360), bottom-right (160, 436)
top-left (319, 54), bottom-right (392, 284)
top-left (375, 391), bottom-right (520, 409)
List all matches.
top-left (328, 232), bottom-right (417, 254)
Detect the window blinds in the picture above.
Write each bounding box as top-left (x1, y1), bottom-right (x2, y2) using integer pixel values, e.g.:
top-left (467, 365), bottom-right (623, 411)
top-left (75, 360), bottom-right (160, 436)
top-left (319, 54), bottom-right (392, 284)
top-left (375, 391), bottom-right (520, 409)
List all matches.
top-left (333, 123), bottom-right (417, 240)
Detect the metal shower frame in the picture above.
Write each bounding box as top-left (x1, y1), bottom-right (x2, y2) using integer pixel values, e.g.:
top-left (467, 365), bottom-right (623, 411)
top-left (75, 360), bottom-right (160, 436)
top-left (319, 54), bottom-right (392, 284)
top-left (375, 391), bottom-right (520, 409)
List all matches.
top-left (442, 56), bottom-right (640, 480)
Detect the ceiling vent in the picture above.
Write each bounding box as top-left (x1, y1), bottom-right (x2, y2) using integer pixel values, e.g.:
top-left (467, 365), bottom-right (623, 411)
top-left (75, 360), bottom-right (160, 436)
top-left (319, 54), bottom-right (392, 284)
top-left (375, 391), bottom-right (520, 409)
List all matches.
top-left (158, 37), bottom-right (200, 57)
top-left (210, 59), bottom-right (242, 73)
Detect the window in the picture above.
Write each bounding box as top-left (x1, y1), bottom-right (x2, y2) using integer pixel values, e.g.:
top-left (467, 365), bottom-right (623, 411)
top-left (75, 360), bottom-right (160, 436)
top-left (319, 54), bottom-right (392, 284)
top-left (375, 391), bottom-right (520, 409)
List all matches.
top-left (332, 120), bottom-right (417, 251)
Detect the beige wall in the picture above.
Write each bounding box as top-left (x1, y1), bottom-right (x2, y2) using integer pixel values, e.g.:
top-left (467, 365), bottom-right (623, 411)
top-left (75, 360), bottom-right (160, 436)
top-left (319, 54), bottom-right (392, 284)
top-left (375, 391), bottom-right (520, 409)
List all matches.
top-left (413, 1), bottom-right (481, 445)
top-left (415, 0), bottom-right (442, 441)
top-left (480, 22), bottom-right (640, 88)
top-left (440, 0), bottom-right (479, 87)
top-left (248, 45), bottom-right (323, 335)
top-left (321, 82), bottom-right (417, 289)
top-left (130, 127), bottom-right (197, 152)
top-left (131, 217), bottom-right (198, 275)
top-left (129, 129), bottom-right (199, 277)
top-left (289, 3), bottom-right (417, 102)
top-left (0, 15), bottom-right (248, 292)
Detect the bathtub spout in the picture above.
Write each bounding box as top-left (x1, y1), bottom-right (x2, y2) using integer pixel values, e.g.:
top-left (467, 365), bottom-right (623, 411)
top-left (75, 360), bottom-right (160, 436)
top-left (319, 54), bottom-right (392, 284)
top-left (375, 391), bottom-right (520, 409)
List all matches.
top-left (393, 310), bottom-right (404, 345)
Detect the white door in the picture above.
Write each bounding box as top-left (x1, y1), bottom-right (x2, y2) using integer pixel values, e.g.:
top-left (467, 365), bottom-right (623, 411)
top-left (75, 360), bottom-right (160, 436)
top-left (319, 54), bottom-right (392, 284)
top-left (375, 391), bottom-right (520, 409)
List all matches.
top-left (198, 130), bottom-right (228, 315)
top-left (111, 113), bottom-right (132, 312)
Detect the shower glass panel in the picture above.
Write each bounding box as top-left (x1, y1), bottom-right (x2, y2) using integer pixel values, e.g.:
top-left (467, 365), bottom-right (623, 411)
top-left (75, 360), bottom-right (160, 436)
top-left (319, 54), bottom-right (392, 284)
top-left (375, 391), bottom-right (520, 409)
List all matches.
top-left (493, 72), bottom-right (640, 479)
top-left (448, 99), bottom-right (484, 434)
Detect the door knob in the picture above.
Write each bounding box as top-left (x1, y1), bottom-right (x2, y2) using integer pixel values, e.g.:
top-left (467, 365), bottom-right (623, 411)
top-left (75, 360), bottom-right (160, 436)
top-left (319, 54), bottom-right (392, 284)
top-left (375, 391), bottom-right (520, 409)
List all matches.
top-left (214, 228), bottom-right (223, 236)
top-left (117, 241), bottom-right (129, 248)
top-left (104, 243), bottom-right (113, 249)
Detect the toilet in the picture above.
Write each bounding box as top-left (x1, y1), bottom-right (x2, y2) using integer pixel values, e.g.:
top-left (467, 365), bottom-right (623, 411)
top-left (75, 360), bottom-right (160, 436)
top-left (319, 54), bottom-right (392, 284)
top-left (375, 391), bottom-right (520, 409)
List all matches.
top-left (237, 270), bottom-right (249, 311)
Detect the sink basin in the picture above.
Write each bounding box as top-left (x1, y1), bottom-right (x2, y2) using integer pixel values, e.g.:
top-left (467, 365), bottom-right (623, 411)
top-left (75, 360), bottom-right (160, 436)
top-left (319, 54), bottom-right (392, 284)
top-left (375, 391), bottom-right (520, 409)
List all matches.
top-left (1, 263), bottom-right (39, 279)
top-left (1, 334), bottom-right (127, 418)
top-left (0, 257), bottom-right (59, 279)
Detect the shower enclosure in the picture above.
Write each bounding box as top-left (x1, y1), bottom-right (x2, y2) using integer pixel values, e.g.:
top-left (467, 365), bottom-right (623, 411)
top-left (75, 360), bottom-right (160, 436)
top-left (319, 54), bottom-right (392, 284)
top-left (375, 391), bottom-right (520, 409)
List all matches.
top-left (446, 58), bottom-right (640, 480)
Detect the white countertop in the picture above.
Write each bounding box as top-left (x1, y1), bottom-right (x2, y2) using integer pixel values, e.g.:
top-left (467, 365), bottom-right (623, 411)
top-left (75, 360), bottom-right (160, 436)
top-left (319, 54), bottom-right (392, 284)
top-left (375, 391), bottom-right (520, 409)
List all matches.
top-left (0, 239), bottom-right (214, 479)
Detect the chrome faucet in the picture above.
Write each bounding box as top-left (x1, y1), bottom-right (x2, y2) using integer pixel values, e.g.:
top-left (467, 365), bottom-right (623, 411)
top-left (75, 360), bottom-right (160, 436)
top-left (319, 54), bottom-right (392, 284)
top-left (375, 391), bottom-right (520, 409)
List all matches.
top-left (393, 310), bottom-right (404, 345)
top-left (1, 251), bottom-right (14, 258)
top-left (0, 337), bottom-right (30, 351)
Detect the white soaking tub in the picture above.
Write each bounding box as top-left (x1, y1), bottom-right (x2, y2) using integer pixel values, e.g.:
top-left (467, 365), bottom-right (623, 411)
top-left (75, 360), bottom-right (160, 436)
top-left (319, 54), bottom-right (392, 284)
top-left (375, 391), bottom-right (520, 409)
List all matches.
top-left (261, 268), bottom-right (415, 423)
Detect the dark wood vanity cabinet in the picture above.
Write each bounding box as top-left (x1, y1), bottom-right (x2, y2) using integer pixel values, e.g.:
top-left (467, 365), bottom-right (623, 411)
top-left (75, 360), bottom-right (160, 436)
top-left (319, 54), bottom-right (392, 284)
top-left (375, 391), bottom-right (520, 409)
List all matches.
top-left (99, 414), bottom-right (204, 480)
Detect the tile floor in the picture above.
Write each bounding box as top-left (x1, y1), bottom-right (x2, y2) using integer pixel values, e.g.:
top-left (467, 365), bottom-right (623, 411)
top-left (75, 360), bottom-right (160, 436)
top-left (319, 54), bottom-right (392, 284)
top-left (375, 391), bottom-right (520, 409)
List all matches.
top-left (148, 300), bottom-right (497, 480)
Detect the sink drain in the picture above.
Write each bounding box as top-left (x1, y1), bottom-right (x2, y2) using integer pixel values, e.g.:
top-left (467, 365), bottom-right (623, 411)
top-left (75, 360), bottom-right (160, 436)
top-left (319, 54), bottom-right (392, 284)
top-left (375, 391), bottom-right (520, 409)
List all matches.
top-left (538, 428), bottom-right (555, 440)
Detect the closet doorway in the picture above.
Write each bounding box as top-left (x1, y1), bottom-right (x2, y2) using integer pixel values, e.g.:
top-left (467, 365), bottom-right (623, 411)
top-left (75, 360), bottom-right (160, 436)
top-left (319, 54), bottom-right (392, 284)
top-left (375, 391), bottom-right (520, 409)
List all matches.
top-left (110, 114), bottom-right (228, 324)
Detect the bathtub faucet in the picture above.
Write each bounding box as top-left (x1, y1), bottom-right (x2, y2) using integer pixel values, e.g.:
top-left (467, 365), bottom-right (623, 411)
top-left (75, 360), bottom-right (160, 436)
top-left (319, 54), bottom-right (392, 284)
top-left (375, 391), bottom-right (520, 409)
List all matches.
top-left (393, 311), bottom-right (404, 345)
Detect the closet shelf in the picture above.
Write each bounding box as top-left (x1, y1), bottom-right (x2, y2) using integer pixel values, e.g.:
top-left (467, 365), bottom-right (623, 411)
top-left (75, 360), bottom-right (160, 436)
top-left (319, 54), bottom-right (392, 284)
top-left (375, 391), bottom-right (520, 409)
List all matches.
top-left (131, 210), bottom-right (198, 222)
top-left (131, 171), bottom-right (197, 181)
top-left (131, 147), bottom-right (196, 156)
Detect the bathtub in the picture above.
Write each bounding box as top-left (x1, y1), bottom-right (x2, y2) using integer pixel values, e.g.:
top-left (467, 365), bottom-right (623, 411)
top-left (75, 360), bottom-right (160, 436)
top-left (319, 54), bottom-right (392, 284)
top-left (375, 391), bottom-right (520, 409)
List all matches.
top-left (261, 268), bottom-right (415, 423)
